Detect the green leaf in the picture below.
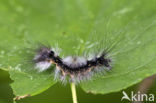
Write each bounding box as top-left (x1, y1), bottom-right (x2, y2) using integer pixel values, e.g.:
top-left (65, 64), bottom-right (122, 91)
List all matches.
top-left (0, 0), bottom-right (156, 98)
top-left (10, 69), bottom-right (56, 96)
top-left (79, 0), bottom-right (156, 94)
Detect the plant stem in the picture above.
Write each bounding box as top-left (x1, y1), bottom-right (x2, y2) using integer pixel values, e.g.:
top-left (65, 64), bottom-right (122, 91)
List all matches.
top-left (71, 83), bottom-right (78, 103)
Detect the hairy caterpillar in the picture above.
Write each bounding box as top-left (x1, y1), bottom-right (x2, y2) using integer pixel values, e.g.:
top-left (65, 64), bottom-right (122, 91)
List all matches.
top-left (33, 45), bottom-right (112, 84)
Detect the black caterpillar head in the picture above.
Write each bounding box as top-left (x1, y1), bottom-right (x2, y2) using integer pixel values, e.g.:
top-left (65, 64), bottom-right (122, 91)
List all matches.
top-left (33, 47), bottom-right (52, 63)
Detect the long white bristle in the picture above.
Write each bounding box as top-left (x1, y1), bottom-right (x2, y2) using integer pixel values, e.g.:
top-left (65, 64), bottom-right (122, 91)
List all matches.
top-left (35, 61), bottom-right (51, 72)
top-left (62, 56), bottom-right (87, 68)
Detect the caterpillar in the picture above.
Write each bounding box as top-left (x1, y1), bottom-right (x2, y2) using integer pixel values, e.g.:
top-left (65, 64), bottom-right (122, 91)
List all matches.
top-left (33, 45), bottom-right (112, 84)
